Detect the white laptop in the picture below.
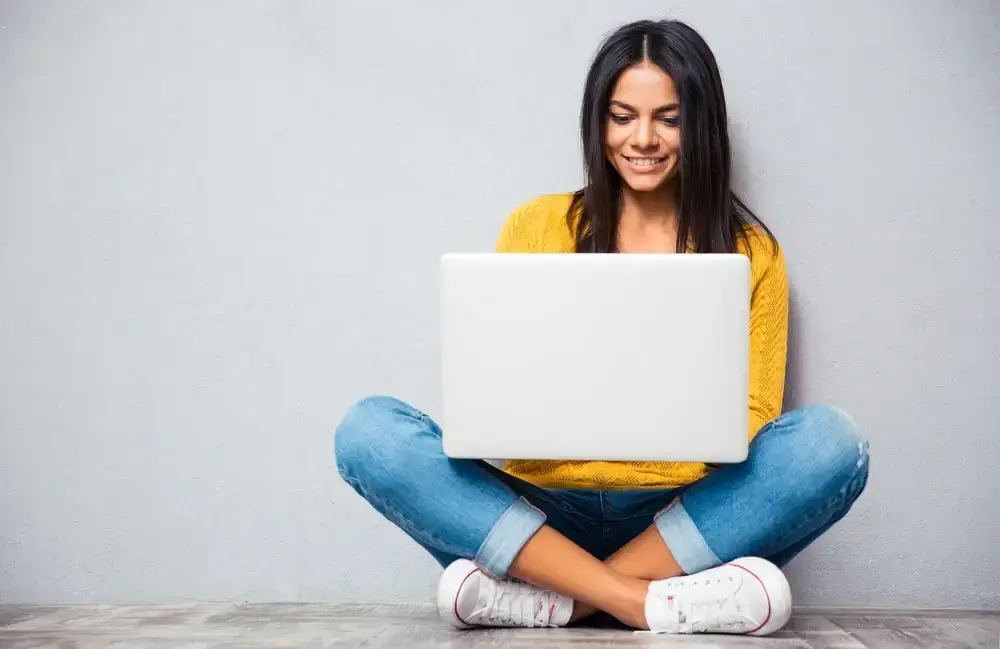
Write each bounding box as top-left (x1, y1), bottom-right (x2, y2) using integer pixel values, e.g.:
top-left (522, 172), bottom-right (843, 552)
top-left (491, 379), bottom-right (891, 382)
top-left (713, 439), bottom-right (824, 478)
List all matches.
top-left (439, 253), bottom-right (750, 463)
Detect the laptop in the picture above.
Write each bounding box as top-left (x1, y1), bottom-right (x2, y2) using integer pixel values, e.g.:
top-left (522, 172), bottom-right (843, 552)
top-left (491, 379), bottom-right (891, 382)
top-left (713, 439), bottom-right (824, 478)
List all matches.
top-left (439, 253), bottom-right (750, 463)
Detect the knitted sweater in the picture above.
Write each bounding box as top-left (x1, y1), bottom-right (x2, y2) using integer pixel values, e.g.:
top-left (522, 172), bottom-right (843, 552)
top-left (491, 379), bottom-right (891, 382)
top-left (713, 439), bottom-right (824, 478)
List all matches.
top-left (495, 193), bottom-right (789, 490)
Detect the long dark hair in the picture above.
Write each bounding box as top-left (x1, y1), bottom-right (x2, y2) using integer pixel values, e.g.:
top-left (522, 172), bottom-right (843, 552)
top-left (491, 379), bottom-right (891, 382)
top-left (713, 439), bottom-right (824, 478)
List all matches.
top-left (570, 19), bottom-right (776, 255)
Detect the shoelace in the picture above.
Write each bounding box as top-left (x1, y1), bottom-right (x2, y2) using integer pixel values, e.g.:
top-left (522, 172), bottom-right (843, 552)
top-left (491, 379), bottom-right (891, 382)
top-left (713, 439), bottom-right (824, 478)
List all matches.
top-left (641, 574), bottom-right (755, 634)
top-left (476, 578), bottom-right (555, 627)
top-left (682, 587), bottom-right (742, 633)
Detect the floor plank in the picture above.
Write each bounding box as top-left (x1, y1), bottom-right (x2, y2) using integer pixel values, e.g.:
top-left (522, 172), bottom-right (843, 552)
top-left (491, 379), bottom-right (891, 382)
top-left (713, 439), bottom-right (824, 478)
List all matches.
top-left (0, 603), bottom-right (996, 648)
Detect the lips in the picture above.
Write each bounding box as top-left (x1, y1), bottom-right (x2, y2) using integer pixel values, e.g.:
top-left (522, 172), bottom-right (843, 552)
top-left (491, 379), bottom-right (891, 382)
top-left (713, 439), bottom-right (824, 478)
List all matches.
top-left (623, 155), bottom-right (667, 173)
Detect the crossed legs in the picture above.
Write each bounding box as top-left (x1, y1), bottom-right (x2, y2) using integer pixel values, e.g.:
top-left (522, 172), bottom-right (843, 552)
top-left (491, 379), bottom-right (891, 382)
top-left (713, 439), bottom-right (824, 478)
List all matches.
top-left (335, 397), bottom-right (869, 629)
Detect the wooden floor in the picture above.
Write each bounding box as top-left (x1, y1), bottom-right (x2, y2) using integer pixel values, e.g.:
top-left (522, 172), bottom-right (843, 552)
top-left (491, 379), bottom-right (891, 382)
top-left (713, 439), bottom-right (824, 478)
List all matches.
top-left (0, 602), bottom-right (997, 648)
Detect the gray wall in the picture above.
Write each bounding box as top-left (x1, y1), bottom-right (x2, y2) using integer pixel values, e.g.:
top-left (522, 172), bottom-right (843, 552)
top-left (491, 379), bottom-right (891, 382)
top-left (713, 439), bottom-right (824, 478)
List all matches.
top-left (1, 0), bottom-right (997, 608)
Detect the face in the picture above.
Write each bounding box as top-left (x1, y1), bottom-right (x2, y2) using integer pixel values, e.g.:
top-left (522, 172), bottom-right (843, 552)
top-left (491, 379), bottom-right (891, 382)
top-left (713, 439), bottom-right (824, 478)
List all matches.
top-left (605, 63), bottom-right (681, 193)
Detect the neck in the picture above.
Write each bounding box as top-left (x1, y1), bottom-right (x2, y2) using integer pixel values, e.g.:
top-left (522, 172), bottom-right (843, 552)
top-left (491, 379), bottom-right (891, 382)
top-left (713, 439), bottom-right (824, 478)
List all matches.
top-left (619, 186), bottom-right (678, 229)
top-left (615, 185), bottom-right (682, 254)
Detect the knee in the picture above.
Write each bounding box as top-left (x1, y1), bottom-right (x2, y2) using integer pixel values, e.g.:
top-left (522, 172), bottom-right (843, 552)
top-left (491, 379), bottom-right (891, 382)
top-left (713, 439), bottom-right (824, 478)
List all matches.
top-left (780, 405), bottom-right (870, 492)
top-left (333, 395), bottom-right (418, 482)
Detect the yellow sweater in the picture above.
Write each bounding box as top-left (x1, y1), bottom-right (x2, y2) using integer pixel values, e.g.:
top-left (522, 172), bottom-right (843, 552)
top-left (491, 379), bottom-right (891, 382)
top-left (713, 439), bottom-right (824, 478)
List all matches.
top-left (496, 193), bottom-right (789, 490)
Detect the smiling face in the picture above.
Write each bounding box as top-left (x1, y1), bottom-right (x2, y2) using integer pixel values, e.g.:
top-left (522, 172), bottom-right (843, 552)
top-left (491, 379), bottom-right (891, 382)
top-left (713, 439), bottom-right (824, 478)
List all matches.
top-left (605, 63), bottom-right (681, 194)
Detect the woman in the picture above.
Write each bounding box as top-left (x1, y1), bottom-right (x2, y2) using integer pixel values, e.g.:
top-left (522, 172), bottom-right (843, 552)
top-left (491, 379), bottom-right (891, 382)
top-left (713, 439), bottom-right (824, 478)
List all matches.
top-left (334, 19), bottom-right (869, 635)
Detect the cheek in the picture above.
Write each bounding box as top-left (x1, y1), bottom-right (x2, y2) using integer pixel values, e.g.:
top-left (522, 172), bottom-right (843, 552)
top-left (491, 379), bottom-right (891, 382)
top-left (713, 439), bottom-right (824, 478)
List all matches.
top-left (665, 130), bottom-right (681, 153)
top-left (604, 125), bottom-right (629, 152)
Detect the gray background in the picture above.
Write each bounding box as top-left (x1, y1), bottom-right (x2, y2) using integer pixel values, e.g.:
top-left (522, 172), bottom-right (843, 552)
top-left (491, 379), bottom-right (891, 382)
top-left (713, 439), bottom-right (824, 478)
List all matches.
top-left (1, 0), bottom-right (997, 608)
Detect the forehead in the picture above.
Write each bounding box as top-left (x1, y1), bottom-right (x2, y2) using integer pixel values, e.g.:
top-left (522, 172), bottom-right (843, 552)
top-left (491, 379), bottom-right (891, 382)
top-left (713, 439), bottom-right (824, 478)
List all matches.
top-left (609, 63), bottom-right (678, 105)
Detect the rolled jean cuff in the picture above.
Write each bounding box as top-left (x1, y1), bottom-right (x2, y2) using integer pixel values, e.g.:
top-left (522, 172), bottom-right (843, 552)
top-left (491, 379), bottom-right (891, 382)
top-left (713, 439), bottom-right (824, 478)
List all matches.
top-left (474, 496), bottom-right (547, 578)
top-left (654, 498), bottom-right (721, 575)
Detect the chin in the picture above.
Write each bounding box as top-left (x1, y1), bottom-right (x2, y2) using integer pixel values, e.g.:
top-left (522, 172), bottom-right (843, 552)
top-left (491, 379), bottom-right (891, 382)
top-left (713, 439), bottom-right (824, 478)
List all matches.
top-left (624, 176), bottom-right (670, 193)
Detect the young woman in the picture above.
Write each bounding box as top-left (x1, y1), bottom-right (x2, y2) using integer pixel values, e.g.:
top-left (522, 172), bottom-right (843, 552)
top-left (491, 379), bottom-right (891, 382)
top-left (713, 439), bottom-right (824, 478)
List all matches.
top-left (334, 19), bottom-right (869, 636)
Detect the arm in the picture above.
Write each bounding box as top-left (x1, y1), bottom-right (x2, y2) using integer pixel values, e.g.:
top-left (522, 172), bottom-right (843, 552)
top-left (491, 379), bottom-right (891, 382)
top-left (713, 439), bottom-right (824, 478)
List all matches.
top-left (747, 242), bottom-right (789, 440)
top-left (495, 198), bottom-right (547, 253)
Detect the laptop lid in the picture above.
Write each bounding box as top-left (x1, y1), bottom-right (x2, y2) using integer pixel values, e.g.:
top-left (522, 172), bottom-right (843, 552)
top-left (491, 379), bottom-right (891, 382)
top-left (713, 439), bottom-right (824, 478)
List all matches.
top-left (439, 253), bottom-right (750, 463)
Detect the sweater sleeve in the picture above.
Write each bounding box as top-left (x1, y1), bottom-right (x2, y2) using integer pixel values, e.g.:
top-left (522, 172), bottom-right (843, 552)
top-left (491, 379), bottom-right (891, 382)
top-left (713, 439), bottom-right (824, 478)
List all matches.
top-left (747, 241), bottom-right (789, 441)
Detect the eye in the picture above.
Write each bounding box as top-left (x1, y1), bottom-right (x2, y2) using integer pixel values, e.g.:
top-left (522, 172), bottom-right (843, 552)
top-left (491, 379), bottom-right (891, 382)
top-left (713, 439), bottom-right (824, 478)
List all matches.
top-left (660, 116), bottom-right (679, 126)
top-left (610, 114), bottom-right (633, 125)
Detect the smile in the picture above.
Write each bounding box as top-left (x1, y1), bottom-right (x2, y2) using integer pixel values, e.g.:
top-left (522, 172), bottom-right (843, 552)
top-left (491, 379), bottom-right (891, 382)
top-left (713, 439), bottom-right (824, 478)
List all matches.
top-left (623, 156), bottom-right (667, 172)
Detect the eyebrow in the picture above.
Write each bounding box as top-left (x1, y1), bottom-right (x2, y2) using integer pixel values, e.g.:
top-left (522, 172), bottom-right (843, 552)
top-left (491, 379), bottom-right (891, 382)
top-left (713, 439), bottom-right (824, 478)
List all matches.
top-left (609, 100), bottom-right (679, 113)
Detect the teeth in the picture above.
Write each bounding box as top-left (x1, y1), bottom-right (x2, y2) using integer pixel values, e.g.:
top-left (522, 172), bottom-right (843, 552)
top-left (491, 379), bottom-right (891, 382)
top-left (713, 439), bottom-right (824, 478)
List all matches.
top-left (629, 158), bottom-right (663, 167)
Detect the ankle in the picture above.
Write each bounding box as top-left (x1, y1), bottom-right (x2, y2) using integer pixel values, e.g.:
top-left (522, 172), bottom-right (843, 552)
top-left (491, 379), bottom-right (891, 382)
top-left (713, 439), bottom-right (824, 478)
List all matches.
top-left (569, 602), bottom-right (596, 622)
top-left (607, 576), bottom-right (650, 630)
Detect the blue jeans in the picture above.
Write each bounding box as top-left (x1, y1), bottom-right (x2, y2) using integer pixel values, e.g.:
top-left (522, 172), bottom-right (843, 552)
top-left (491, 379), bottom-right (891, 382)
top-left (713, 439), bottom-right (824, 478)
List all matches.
top-left (334, 397), bottom-right (869, 579)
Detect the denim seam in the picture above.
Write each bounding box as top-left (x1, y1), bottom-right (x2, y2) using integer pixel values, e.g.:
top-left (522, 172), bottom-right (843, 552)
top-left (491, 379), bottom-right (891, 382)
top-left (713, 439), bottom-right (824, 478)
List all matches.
top-left (475, 497), bottom-right (547, 579)
top-left (653, 497), bottom-right (721, 574)
top-left (478, 497), bottom-right (542, 556)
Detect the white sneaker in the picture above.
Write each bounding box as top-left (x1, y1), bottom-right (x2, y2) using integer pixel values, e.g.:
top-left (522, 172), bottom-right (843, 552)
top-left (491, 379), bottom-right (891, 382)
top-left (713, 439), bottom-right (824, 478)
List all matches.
top-left (436, 559), bottom-right (574, 629)
top-left (643, 557), bottom-right (792, 636)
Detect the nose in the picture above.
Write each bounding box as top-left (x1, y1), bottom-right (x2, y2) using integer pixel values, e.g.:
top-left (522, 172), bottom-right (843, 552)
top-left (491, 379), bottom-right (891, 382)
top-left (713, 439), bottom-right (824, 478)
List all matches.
top-left (633, 117), bottom-right (658, 149)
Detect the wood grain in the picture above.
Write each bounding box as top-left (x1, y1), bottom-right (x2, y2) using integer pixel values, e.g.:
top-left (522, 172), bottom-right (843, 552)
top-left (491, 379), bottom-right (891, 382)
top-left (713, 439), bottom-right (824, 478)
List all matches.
top-left (0, 603), bottom-right (996, 648)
